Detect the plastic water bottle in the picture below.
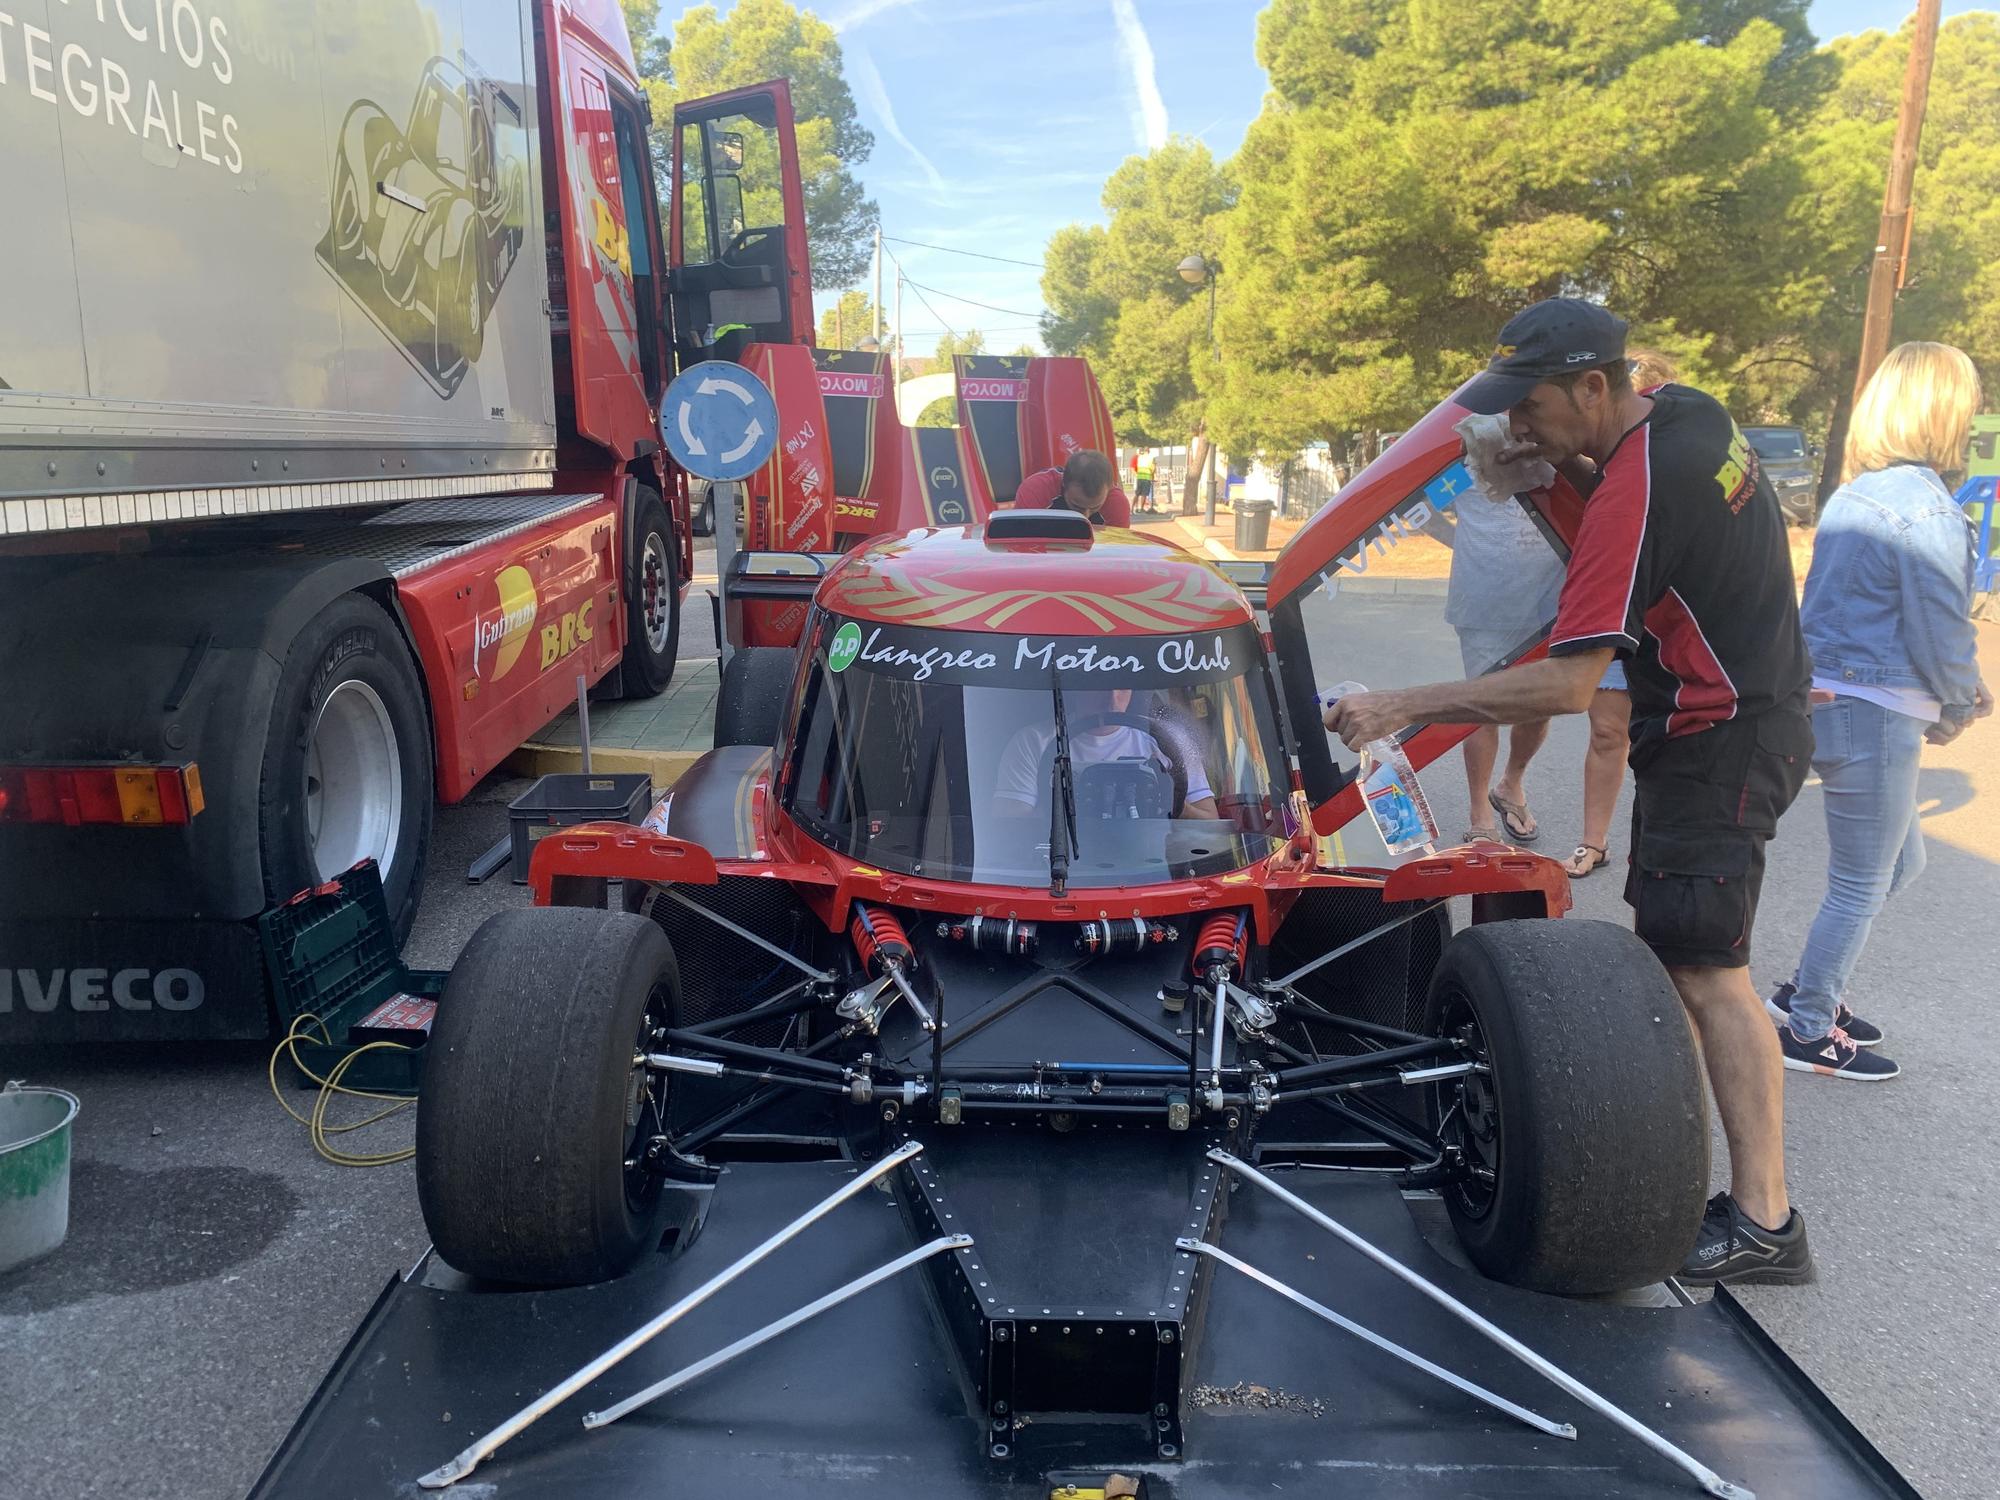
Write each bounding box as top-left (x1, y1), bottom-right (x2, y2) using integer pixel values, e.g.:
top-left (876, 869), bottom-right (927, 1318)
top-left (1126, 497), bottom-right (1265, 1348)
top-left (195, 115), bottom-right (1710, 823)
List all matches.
top-left (1321, 681), bottom-right (1439, 858)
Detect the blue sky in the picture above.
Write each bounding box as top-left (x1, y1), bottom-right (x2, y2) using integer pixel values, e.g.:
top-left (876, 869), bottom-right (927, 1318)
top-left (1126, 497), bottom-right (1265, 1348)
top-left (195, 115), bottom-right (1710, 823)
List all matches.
top-left (802, 0), bottom-right (1992, 355)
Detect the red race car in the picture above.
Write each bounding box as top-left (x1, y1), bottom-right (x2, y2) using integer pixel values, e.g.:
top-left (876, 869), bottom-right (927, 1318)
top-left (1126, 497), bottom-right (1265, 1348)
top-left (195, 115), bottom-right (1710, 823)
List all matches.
top-left (264, 406), bottom-right (1911, 1500)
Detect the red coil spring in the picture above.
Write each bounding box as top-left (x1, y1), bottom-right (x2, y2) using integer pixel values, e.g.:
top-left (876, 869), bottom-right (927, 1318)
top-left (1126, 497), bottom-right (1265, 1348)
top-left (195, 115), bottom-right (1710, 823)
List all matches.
top-left (1192, 911), bottom-right (1248, 977)
top-left (851, 905), bottom-right (912, 971)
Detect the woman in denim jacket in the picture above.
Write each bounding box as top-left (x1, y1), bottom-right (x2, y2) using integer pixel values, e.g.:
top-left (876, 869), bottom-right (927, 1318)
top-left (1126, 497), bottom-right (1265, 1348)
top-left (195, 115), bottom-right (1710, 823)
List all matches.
top-left (1769, 343), bottom-right (1993, 1080)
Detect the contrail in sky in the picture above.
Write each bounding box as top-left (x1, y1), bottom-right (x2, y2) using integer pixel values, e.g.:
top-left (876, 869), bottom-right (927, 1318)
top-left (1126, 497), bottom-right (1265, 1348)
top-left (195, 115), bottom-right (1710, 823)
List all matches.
top-left (849, 47), bottom-right (947, 194)
top-left (1109, 0), bottom-right (1169, 151)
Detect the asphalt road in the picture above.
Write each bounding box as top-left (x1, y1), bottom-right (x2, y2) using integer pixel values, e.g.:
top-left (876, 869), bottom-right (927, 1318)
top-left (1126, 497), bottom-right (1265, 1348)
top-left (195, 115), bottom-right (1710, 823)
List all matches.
top-left (3, 552), bottom-right (1994, 1500)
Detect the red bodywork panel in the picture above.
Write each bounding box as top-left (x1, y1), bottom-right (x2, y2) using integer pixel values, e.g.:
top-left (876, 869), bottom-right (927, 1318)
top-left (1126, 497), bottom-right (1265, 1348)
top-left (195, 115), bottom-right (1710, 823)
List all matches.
top-left (396, 489), bottom-right (624, 803)
top-left (541, 1), bottom-right (656, 462)
top-left (815, 527), bottom-right (1253, 637)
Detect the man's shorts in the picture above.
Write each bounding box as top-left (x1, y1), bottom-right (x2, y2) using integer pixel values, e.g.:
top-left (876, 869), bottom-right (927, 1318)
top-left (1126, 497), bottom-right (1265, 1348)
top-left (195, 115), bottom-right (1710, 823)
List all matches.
top-left (1623, 710), bottom-right (1812, 970)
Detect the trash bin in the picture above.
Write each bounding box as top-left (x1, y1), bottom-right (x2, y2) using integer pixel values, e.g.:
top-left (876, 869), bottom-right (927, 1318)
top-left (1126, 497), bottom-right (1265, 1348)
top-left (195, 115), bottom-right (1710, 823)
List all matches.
top-left (1233, 499), bottom-right (1275, 552)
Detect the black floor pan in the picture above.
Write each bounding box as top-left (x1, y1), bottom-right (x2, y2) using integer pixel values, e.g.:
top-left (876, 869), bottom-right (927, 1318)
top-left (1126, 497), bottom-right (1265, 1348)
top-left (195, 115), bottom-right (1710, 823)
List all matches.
top-left (250, 1161), bottom-right (1916, 1499)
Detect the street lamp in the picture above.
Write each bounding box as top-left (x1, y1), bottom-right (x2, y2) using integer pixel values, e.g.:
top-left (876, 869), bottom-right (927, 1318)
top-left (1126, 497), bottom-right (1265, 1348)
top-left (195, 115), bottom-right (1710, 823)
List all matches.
top-left (857, 335), bottom-right (881, 354)
top-left (1177, 255), bottom-right (1221, 524)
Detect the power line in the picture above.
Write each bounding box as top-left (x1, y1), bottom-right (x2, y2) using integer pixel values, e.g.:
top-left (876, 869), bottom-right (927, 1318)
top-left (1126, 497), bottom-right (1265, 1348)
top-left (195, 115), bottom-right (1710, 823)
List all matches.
top-left (883, 235), bottom-right (1044, 270)
top-left (901, 278), bottom-right (1045, 322)
top-left (882, 246), bottom-right (963, 345)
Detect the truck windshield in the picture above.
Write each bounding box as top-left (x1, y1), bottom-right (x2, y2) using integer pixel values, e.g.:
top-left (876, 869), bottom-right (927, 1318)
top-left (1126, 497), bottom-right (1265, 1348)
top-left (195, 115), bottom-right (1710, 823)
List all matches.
top-left (781, 617), bottom-right (1290, 889)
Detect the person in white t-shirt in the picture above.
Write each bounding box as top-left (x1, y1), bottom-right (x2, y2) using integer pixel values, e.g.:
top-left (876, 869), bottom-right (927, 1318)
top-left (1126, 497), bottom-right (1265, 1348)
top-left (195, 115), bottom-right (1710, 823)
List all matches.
top-left (994, 688), bottom-right (1220, 819)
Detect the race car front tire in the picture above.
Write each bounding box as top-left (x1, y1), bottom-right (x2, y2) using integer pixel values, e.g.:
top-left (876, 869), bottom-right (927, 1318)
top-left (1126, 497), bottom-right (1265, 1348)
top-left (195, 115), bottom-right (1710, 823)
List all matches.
top-left (417, 907), bottom-right (682, 1287)
top-left (1424, 918), bottom-right (1708, 1295)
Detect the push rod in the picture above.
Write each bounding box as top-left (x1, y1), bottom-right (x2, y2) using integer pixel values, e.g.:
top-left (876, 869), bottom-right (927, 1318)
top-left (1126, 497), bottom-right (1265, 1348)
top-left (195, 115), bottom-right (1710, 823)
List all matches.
top-left (1207, 1151), bottom-right (1755, 1500)
top-left (416, 1142), bottom-right (925, 1489)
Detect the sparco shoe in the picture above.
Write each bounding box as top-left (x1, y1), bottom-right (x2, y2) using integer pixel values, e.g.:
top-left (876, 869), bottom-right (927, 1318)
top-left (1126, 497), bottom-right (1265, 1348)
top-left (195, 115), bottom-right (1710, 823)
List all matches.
top-left (1679, 1193), bottom-right (1815, 1287)
top-left (1766, 979), bottom-right (1883, 1047)
top-left (1777, 1022), bottom-right (1901, 1081)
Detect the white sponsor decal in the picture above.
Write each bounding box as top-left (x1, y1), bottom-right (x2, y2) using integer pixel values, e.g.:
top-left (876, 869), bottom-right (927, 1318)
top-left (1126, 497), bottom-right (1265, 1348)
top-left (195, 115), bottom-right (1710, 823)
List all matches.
top-left (0, 967), bottom-right (205, 1013)
top-left (1, 0), bottom-right (244, 174)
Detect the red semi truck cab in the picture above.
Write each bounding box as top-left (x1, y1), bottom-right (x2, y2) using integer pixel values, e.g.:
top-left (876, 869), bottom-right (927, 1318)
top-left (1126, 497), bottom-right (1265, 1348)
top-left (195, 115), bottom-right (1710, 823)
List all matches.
top-left (0, 0), bottom-right (707, 1042)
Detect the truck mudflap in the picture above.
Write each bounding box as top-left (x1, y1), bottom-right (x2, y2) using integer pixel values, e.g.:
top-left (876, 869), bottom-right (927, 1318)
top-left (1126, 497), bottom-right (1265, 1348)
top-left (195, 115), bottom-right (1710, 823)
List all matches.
top-left (251, 1162), bottom-right (1915, 1499)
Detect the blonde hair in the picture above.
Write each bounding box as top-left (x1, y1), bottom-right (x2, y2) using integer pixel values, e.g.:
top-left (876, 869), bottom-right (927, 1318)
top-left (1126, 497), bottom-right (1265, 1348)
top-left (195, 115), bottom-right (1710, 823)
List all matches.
top-left (1843, 341), bottom-right (1983, 482)
top-left (1627, 348), bottom-right (1678, 389)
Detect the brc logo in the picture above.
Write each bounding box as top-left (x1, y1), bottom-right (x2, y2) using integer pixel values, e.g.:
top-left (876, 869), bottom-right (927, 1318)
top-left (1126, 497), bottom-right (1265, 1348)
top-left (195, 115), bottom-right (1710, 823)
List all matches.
top-left (539, 599), bottom-right (595, 670)
top-left (0, 967), bottom-right (205, 1013)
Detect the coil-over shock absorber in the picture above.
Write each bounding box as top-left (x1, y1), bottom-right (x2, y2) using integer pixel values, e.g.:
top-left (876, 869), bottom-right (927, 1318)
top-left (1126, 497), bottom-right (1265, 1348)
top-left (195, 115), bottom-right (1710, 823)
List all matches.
top-left (849, 905), bottom-right (937, 1033)
top-left (1192, 912), bottom-right (1248, 981)
top-left (1191, 911), bottom-right (1252, 1096)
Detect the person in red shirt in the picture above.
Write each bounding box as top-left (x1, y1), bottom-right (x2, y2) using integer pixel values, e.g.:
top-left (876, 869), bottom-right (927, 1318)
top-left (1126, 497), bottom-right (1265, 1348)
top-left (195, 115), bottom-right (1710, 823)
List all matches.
top-left (1013, 450), bottom-right (1130, 526)
top-left (1325, 298), bottom-right (1816, 1290)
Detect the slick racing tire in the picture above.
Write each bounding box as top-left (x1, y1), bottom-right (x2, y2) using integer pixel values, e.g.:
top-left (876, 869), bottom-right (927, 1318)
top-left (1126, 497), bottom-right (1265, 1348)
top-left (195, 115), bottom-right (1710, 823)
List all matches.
top-left (620, 487), bottom-right (682, 698)
top-left (714, 647), bottom-right (797, 749)
top-left (417, 907), bottom-right (683, 1287)
top-left (1424, 919), bottom-right (1708, 1294)
top-left (257, 593), bottom-right (433, 943)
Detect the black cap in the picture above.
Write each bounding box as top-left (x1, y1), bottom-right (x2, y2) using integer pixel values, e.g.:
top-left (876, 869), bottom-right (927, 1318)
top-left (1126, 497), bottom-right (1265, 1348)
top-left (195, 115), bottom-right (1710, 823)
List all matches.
top-left (1459, 298), bottom-right (1629, 415)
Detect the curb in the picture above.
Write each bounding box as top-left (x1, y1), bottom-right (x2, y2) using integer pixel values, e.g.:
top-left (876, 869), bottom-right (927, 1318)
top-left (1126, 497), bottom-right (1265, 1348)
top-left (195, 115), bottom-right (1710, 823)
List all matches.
top-left (505, 744), bottom-right (708, 787)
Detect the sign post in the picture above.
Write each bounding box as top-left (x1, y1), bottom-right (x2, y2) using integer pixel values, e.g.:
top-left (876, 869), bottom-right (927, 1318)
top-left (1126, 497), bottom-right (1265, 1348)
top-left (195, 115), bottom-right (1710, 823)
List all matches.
top-left (662, 361), bottom-right (780, 670)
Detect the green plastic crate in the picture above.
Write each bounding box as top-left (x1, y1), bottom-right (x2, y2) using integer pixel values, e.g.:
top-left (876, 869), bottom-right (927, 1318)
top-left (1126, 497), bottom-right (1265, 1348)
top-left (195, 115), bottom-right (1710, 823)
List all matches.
top-left (259, 860), bottom-right (445, 1097)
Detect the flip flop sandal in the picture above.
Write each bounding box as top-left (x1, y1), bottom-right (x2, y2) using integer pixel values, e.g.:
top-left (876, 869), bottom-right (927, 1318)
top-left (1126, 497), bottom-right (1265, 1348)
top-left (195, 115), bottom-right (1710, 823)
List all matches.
top-left (1563, 843), bottom-right (1609, 879)
top-left (1461, 827), bottom-right (1500, 844)
top-left (1486, 790), bottom-right (1540, 843)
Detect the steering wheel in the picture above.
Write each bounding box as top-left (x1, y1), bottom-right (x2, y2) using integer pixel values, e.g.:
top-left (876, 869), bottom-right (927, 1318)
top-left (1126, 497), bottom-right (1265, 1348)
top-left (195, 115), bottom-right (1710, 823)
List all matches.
top-left (725, 226), bottom-right (777, 261)
top-left (1035, 711), bottom-right (1189, 819)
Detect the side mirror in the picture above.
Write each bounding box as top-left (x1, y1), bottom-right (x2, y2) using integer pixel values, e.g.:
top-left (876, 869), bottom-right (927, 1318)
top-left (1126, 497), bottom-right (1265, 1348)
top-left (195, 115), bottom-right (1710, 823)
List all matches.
top-left (711, 129), bottom-right (746, 173)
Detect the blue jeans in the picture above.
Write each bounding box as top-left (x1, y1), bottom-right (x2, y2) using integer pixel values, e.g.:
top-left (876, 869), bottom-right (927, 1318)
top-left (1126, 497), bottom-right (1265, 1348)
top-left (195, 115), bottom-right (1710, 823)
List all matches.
top-left (1786, 696), bottom-right (1928, 1037)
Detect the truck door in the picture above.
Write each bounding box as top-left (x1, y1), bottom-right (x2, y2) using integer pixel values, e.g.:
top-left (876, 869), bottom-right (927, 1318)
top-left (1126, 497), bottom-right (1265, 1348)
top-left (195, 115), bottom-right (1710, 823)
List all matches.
top-left (542, 5), bottom-right (668, 455)
top-left (668, 82), bottom-right (814, 361)
top-left (1262, 388), bottom-right (1582, 845)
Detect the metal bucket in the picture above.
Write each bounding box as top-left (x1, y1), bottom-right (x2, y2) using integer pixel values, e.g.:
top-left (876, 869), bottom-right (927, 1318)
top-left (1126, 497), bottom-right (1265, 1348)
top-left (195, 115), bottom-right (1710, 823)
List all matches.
top-left (0, 1080), bottom-right (81, 1274)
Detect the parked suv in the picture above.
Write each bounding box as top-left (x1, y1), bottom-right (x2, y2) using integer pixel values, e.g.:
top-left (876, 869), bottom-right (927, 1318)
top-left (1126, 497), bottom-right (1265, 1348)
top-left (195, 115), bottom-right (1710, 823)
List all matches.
top-left (1744, 425), bottom-right (1820, 525)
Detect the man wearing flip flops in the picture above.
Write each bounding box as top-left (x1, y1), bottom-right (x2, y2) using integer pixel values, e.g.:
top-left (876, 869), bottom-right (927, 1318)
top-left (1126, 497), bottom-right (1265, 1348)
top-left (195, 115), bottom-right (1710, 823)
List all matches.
top-left (1325, 299), bottom-right (1817, 1289)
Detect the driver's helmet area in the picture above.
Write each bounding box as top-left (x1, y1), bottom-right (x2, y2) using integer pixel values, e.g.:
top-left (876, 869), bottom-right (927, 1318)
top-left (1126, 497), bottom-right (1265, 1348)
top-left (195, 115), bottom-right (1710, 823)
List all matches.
top-left (779, 615), bottom-right (1288, 889)
top-left (993, 687), bottom-right (1216, 823)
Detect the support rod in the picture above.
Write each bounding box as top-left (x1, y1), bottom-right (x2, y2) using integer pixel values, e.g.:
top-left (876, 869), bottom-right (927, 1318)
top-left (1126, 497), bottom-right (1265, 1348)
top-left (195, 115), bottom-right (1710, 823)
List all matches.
top-left (1178, 1239), bottom-right (1575, 1441)
top-left (583, 1234), bottom-right (973, 1429)
top-left (416, 1142), bottom-right (925, 1489)
top-left (1207, 1151), bottom-right (1755, 1500)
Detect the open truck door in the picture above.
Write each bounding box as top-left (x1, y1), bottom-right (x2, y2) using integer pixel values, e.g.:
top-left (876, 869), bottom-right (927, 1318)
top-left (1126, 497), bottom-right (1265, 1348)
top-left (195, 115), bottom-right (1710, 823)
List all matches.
top-left (668, 81), bottom-right (815, 359)
top-left (1263, 389), bottom-right (1584, 846)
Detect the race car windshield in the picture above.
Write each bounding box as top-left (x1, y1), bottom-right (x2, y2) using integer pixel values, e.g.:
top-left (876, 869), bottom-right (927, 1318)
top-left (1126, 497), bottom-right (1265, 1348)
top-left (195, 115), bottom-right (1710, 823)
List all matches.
top-left (781, 617), bottom-right (1289, 889)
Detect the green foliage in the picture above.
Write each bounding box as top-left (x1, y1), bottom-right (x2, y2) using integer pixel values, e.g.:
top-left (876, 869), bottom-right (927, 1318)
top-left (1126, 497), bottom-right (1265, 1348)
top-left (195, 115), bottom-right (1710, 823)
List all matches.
top-left (1209, 0), bottom-right (1824, 457)
top-left (1736, 15), bottom-right (2000, 430)
top-left (1039, 140), bottom-right (1236, 446)
top-left (915, 396), bottom-right (958, 428)
top-left (817, 289), bottom-right (882, 347)
top-left (933, 328), bottom-right (987, 363)
top-left (620, 0), bottom-right (880, 289)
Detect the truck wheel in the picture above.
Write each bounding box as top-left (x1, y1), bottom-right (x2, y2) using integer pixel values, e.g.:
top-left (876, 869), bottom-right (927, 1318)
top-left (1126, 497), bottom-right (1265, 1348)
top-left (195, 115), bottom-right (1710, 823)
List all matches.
top-left (619, 487), bottom-right (681, 697)
top-left (416, 907), bottom-right (681, 1286)
top-left (1425, 919), bottom-right (1708, 1294)
top-left (714, 647), bottom-right (797, 748)
top-left (258, 593), bottom-right (432, 941)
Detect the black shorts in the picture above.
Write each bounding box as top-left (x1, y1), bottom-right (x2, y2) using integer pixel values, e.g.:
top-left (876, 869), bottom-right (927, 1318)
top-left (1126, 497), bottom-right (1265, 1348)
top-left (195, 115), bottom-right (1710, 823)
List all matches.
top-left (1623, 710), bottom-right (1812, 970)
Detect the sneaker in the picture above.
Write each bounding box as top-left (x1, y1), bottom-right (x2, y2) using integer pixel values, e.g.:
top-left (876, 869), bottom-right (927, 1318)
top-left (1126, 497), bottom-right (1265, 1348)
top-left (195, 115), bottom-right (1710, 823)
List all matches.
top-left (1777, 1022), bottom-right (1901, 1081)
top-left (1767, 980), bottom-right (1883, 1047)
top-left (1678, 1193), bottom-right (1815, 1287)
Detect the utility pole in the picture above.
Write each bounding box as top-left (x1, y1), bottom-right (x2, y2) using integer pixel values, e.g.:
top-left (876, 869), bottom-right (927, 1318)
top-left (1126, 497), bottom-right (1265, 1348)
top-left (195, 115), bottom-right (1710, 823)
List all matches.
top-left (1853, 0), bottom-right (1942, 401)
top-left (873, 227), bottom-right (884, 349)
top-left (894, 271), bottom-right (904, 397)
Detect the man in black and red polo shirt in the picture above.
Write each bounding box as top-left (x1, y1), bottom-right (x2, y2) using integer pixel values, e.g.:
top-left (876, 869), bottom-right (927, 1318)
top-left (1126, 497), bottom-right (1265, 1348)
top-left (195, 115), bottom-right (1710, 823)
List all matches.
top-left (1325, 299), bottom-right (1816, 1288)
top-left (1013, 449), bottom-right (1128, 524)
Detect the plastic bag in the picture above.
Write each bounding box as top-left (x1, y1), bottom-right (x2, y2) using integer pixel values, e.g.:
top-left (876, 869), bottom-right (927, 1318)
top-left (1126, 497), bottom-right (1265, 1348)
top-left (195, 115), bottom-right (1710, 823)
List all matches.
top-left (1454, 413), bottom-right (1555, 503)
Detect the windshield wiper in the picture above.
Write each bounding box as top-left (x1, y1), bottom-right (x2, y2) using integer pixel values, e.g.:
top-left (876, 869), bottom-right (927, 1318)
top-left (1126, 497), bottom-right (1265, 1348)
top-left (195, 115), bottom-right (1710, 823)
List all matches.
top-left (1047, 674), bottom-right (1078, 897)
